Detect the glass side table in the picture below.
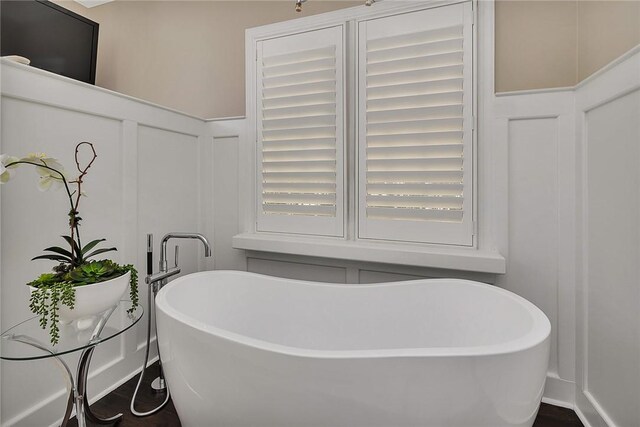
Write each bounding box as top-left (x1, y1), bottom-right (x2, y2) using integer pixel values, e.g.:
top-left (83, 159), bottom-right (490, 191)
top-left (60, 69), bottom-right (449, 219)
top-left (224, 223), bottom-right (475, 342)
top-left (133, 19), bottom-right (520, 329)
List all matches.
top-left (1, 300), bottom-right (143, 427)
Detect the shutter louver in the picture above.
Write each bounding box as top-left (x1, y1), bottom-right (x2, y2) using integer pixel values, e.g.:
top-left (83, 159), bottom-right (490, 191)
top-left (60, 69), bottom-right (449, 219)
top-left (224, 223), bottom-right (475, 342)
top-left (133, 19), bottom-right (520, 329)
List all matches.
top-left (358, 3), bottom-right (474, 245)
top-left (257, 26), bottom-right (344, 236)
top-left (366, 25), bottom-right (464, 223)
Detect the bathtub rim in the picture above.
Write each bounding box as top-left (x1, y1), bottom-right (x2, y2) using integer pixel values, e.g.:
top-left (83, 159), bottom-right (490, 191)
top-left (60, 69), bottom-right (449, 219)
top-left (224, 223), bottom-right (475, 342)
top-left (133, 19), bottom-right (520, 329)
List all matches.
top-left (156, 270), bottom-right (551, 359)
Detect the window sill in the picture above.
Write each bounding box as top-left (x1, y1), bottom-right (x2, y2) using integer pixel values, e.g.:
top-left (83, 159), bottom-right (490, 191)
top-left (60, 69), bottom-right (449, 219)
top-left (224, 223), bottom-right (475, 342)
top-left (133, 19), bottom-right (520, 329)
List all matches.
top-left (232, 233), bottom-right (506, 274)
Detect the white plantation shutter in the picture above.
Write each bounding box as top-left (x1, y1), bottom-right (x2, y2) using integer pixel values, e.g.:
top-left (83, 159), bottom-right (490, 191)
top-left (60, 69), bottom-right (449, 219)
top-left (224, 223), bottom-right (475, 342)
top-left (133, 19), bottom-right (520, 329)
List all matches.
top-left (358, 3), bottom-right (474, 246)
top-left (257, 26), bottom-right (345, 236)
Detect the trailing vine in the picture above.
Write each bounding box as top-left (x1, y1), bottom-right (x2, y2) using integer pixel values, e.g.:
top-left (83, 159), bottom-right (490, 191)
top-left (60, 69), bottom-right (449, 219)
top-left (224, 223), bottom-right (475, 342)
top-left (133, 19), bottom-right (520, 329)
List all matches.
top-left (125, 265), bottom-right (139, 314)
top-left (29, 281), bottom-right (75, 345)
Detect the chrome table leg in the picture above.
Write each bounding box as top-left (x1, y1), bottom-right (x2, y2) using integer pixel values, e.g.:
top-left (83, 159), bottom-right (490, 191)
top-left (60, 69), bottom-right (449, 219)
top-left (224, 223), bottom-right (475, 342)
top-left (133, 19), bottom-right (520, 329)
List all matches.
top-left (77, 346), bottom-right (123, 425)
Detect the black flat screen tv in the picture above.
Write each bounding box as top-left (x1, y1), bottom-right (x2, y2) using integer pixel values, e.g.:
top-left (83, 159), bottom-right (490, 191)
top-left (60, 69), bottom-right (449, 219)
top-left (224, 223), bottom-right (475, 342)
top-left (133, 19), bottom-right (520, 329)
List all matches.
top-left (1, 0), bottom-right (99, 84)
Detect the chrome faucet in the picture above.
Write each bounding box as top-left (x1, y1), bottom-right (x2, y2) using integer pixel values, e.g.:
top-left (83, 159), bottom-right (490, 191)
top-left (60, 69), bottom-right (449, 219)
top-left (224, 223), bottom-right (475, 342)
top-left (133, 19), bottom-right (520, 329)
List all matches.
top-left (134, 232), bottom-right (212, 404)
top-left (160, 232), bottom-right (212, 272)
top-left (146, 232), bottom-right (212, 286)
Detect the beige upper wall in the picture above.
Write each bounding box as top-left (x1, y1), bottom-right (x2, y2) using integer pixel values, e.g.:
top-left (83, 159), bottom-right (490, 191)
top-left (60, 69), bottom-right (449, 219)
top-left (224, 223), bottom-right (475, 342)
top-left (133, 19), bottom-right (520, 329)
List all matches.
top-left (577, 0), bottom-right (640, 81)
top-left (495, 0), bottom-right (578, 92)
top-left (496, 0), bottom-right (640, 93)
top-left (54, 0), bottom-right (640, 116)
top-left (54, 1), bottom-right (359, 118)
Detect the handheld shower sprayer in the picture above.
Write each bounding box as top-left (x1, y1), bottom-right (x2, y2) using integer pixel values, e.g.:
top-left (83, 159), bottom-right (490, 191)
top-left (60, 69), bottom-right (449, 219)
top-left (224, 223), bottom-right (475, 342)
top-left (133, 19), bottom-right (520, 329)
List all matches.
top-left (147, 234), bottom-right (153, 276)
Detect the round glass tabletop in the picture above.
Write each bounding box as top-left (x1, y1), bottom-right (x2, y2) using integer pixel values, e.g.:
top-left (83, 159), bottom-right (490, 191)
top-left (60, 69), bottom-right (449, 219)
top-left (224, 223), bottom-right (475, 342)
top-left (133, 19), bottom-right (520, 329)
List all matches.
top-left (0, 300), bottom-right (143, 361)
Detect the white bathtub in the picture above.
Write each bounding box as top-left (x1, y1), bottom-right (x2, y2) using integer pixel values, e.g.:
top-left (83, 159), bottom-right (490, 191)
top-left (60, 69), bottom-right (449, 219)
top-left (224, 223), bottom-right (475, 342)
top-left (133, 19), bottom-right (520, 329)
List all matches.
top-left (156, 271), bottom-right (550, 427)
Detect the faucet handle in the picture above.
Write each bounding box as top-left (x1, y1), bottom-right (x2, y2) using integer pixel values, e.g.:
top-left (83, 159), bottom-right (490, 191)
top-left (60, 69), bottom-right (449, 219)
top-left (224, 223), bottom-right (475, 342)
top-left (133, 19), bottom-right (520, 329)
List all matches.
top-left (174, 245), bottom-right (179, 268)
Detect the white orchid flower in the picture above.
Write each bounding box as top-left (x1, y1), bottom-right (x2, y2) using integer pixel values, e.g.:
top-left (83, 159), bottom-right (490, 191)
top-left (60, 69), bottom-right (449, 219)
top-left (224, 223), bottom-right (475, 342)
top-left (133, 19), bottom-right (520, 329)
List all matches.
top-left (0, 154), bottom-right (19, 184)
top-left (38, 175), bottom-right (65, 192)
top-left (21, 153), bottom-right (67, 191)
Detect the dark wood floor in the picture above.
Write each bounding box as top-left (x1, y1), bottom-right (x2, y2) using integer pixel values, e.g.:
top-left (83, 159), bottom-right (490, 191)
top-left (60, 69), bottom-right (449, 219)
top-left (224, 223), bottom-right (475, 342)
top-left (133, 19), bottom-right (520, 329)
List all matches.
top-left (70, 362), bottom-right (583, 426)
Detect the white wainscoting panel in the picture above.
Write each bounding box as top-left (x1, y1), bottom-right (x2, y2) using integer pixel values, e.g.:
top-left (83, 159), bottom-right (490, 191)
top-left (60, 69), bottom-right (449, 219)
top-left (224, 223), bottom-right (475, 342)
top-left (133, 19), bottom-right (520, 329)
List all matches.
top-left (136, 125), bottom-right (200, 344)
top-left (0, 97), bottom-right (125, 426)
top-left (506, 117), bottom-right (560, 376)
top-left (358, 270), bottom-right (427, 284)
top-left (584, 89), bottom-right (639, 427)
top-left (209, 119), bottom-right (247, 272)
top-left (247, 258), bottom-right (348, 284)
top-left (0, 60), bottom-right (206, 427)
top-left (575, 48), bottom-right (640, 427)
top-left (490, 89), bottom-right (577, 406)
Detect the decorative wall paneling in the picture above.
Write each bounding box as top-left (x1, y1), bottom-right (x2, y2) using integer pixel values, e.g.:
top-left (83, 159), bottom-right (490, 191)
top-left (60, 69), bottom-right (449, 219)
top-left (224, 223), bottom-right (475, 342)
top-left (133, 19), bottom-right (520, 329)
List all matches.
top-left (574, 47), bottom-right (640, 427)
top-left (209, 118), bottom-right (247, 272)
top-left (491, 90), bottom-right (577, 408)
top-left (0, 60), bottom-right (207, 427)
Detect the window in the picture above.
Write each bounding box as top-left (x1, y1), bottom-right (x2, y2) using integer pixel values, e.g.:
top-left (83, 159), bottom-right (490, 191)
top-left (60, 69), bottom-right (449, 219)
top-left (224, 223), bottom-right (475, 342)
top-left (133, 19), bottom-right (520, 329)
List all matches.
top-left (357, 3), bottom-right (474, 246)
top-left (247, 1), bottom-right (477, 250)
top-left (255, 25), bottom-right (345, 237)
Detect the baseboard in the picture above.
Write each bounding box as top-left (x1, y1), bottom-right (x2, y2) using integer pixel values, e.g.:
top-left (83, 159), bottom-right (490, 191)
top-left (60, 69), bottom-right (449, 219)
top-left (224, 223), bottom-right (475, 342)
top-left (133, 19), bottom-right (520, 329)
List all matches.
top-left (574, 389), bottom-right (615, 427)
top-left (542, 380), bottom-right (614, 427)
top-left (13, 367), bottom-right (573, 426)
top-left (575, 405), bottom-right (595, 427)
top-left (542, 374), bottom-right (576, 409)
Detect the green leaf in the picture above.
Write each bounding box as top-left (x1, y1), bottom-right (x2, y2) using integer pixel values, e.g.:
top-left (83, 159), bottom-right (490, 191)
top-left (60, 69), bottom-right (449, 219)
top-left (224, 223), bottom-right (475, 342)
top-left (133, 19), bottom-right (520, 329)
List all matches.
top-left (81, 239), bottom-right (106, 255)
top-left (84, 247), bottom-right (117, 260)
top-left (42, 246), bottom-right (73, 259)
top-left (61, 235), bottom-right (81, 258)
top-left (31, 254), bottom-right (72, 262)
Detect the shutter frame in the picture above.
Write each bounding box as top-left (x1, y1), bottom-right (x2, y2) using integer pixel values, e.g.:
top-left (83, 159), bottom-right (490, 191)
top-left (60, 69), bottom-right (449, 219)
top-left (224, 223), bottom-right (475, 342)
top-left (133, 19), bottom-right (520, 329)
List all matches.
top-left (256, 25), bottom-right (345, 237)
top-left (357, 2), bottom-right (475, 246)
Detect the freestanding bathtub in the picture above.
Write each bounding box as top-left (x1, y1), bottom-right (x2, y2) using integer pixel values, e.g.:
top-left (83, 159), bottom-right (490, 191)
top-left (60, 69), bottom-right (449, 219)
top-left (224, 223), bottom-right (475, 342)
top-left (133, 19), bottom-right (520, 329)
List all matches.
top-left (156, 271), bottom-right (550, 427)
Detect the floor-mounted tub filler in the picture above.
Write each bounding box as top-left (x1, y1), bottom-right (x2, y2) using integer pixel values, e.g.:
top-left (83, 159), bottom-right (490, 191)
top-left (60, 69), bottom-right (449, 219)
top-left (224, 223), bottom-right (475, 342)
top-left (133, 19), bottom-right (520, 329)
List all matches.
top-left (156, 271), bottom-right (550, 427)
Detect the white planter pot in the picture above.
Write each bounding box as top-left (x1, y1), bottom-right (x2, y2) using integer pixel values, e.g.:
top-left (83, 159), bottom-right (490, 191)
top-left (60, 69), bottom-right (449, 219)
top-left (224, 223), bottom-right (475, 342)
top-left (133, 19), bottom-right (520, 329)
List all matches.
top-left (30, 271), bottom-right (130, 329)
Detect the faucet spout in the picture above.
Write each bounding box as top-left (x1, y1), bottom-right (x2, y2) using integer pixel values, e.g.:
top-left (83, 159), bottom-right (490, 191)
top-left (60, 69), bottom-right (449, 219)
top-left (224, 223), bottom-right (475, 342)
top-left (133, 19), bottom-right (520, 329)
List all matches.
top-left (159, 232), bottom-right (212, 272)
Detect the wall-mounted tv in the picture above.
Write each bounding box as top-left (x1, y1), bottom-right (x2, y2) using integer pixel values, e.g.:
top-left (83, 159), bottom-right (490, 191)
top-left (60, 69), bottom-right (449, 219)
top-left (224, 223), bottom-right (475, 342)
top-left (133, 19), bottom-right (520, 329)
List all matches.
top-left (1, 0), bottom-right (99, 84)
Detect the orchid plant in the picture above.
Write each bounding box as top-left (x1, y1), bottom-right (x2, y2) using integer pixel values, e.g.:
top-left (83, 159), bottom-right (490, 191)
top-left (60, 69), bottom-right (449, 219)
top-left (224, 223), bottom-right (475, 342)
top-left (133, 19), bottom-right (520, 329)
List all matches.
top-left (1, 143), bottom-right (138, 344)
